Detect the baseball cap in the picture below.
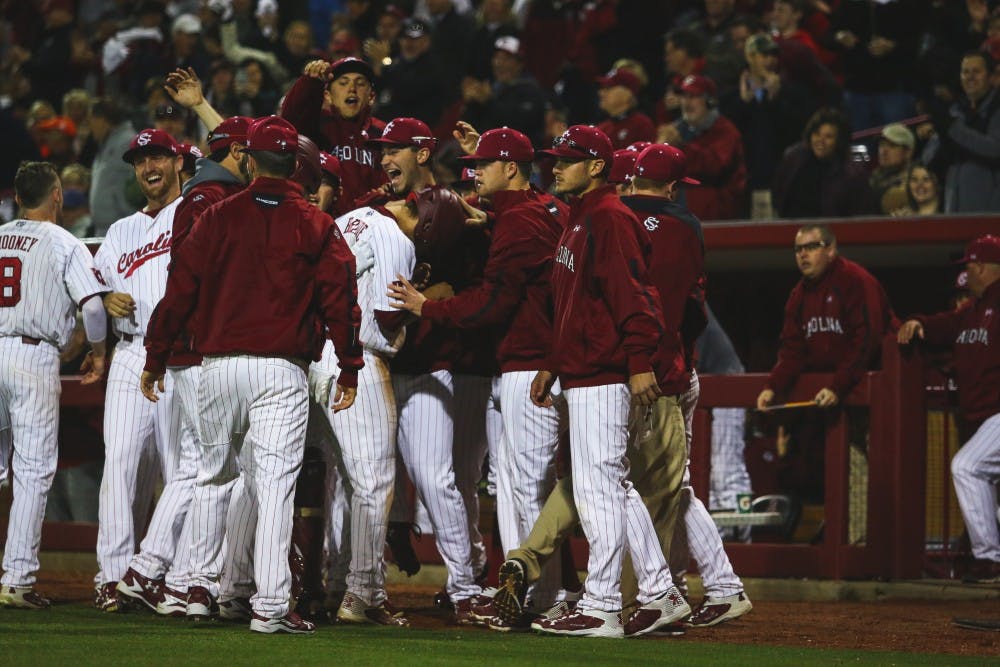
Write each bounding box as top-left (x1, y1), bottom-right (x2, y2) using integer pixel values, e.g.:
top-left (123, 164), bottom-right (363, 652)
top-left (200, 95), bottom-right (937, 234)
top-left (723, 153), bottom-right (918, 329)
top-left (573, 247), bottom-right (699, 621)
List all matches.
top-left (597, 68), bottom-right (642, 96)
top-left (122, 128), bottom-right (179, 164)
top-left (956, 234), bottom-right (1000, 264)
top-left (628, 141), bottom-right (652, 153)
top-left (319, 152), bottom-right (342, 181)
top-left (172, 13), bottom-right (201, 34)
top-left (36, 116), bottom-right (77, 137)
top-left (207, 115), bottom-right (253, 152)
top-left (369, 117), bottom-right (439, 151)
top-left (679, 74), bottom-right (717, 98)
top-left (292, 134), bottom-right (323, 193)
top-left (330, 56), bottom-right (375, 82)
top-left (608, 149), bottom-right (639, 184)
top-left (402, 18), bottom-right (430, 39)
top-left (880, 123), bottom-right (915, 150)
top-left (245, 115), bottom-right (298, 154)
top-left (633, 144), bottom-right (701, 185)
top-left (459, 127), bottom-right (535, 162)
top-left (155, 104), bottom-right (183, 120)
top-left (494, 35), bottom-right (523, 58)
top-left (538, 125), bottom-right (613, 163)
top-left (745, 33), bottom-right (780, 57)
top-left (455, 166), bottom-right (477, 185)
top-left (177, 142), bottom-right (203, 171)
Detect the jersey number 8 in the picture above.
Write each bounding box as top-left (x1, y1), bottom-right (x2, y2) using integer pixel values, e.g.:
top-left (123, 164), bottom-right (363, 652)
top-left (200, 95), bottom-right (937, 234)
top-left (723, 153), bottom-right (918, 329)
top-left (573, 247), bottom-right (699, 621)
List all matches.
top-left (0, 256), bottom-right (22, 307)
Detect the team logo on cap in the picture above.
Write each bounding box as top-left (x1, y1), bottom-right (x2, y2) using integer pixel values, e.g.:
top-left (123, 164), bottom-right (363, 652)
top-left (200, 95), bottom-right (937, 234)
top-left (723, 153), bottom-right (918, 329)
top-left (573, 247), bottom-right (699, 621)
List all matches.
top-left (137, 132), bottom-right (153, 146)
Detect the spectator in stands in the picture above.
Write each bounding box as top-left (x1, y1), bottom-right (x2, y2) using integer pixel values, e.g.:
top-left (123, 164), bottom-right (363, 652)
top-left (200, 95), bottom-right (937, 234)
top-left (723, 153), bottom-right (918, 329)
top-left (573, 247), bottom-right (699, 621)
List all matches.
top-left (62, 89), bottom-right (92, 158)
top-left (679, 0), bottom-right (745, 98)
top-left (870, 123), bottom-right (915, 215)
top-left (423, 0), bottom-right (475, 93)
top-left (363, 5), bottom-right (406, 75)
top-left (377, 19), bottom-right (452, 129)
top-left (466, 0), bottom-right (518, 80)
top-left (152, 104), bottom-right (196, 145)
top-left (596, 66), bottom-right (656, 149)
top-left (657, 28), bottom-right (708, 129)
top-left (328, 26), bottom-right (363, 61)
top-left (204, 59), bottom-right (241, 118)
top-left (59, 163), bottom-right (94, 238)
top-left (6, 2), bottom-right (76, 108)
top-left (170, 13), bottom-right (210, 80)
top-left (890, 164), bottom-right (941, 216)
top-left (212, 4), bottom-right (290, 85)
top-left (461, 36), bottom-right (547, 148)
top-left (770, 0), bottom-right (837, 73)
top-left (275, 20), bottom-right (316, 78)
top-left (34, 116), bottom-right (78, 170)
top-left (771, 107), bottom-right (875, 218)
top-left (234, 57), bottom-right (281, 117)
top-left (88, 97), bottom-right (138, 235)
top-left (942, 51), bottom-right (1000, 213)
top-left (659, 74), bottom-right (747, 221)
top-left (726, 33), bottom-right (814, 219)
top-left (345, 0), bottom-right (380, 42)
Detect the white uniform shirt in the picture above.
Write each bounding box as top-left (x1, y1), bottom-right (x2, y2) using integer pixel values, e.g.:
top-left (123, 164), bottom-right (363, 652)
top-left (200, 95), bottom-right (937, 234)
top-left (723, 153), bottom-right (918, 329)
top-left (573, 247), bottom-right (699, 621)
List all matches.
top-left (0, 219), bottom-right (107, 349)
top-left (335, 206), bottom-right (416, 357)
top-left (94, 198), bottom-right (180, 338)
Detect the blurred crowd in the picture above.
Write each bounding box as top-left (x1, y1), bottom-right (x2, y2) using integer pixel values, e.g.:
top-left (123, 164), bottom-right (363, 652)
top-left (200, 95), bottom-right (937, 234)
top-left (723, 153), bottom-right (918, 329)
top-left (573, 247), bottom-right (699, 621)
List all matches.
top-left (3, 0), bottom-right (1000, 232)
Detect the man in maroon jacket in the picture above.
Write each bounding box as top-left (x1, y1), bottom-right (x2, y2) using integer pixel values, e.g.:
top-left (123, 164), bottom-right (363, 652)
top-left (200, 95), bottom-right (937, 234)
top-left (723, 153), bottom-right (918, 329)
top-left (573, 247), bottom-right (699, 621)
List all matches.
top-left (898, 235), bottom-right (1000, 583)
top-left (280, 56), bottom-right (386, 217)
top-left (528, 125), bottom-right (690, 638)
top-left (596, 67), bottom-right (656, 150)
top-left (387, 127), bottom-right (572, 618)
top-left (141, 116), bottom-right (362, 635)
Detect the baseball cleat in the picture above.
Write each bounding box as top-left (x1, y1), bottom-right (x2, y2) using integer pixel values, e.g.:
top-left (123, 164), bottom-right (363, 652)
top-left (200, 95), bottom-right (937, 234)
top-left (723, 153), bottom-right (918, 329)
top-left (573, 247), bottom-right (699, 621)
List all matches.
top-left (249, 611), bottom-right (316, 634)
top-left (156, 585), bottom-right (188, 617)
top-left (94, 582), bottom-right (121, 613)
top-left (0, 585), bottom-right (51, 610)
top-left (685, 591), bottom-right (752, 627)
top-left (533, 607), bottom-right (624, 638)
top-left (493, 558), bottom-right (527, 624)
top-left (624, 586), bottom-right (692, 637)
top-left (116, 568), bottom-right (164, 612)
top-left (336, 591), bottom-right (409, 626)
top-left (386, 522), bottom-right (421, 577)
top-left (453, 597), bottom-right (484, 626)
top-left (961, 559), bottom-right (1000, 584)
top-left (185, 586), bottom-right (218, 621)
top-left (219, 597), bottom-right (253, 622)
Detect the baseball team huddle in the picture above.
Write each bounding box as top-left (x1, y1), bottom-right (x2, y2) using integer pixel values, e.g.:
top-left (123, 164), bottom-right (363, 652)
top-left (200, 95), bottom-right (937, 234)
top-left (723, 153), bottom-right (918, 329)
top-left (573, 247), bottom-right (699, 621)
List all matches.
top-left (1, 54), bottom-right (998, 640)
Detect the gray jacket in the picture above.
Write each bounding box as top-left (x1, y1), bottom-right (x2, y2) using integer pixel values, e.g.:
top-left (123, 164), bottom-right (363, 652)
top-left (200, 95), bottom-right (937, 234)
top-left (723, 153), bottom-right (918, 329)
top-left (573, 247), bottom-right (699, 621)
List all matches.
top-left (89, 122), bottom-right (137, 236)
top-left (945, 88), bottom-right (1000, 213)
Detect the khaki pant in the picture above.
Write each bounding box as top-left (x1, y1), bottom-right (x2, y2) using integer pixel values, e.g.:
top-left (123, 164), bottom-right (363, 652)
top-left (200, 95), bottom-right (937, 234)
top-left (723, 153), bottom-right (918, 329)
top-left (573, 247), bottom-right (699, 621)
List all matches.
top-left (507, 394), bottom-right (687, 614)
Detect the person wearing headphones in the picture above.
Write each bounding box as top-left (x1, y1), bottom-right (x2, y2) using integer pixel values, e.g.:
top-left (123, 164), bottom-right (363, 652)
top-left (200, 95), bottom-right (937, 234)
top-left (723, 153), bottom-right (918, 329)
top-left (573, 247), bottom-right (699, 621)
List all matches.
top-left (658, 74), bottom-right (746, 221)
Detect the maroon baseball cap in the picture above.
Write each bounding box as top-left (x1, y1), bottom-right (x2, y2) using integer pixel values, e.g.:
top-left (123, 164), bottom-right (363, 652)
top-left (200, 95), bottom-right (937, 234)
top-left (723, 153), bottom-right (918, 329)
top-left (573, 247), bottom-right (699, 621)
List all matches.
top-left (679, 74), bottom-right (717, 99)
top-left (956, 234), bottom-right (1000, 264)
top-left (609, 149), bottom-right (639, 184)
top-left (330, 56), bottom-right (375, 83)
top-left (456, 166), bottom-right (477, 184)
top-left (459, 127), bottom-right (535, 162)
top-left (207, 116), bottom-right (253, 152)
top-left (633, 144), bottom-right (700, 185)
top-left (122, 128), bottom-right (179, 164)
top-left (177, 142), bottom-right (203, 171)
top-left (597, 68), bottom-right (642, 96)
top-left (245, 115), bottom-right (298, 153)
top-left (369, 117), bottom-right (439, 151)
top-left (538, 125), bottom-right (613, 163)
top-left (319, 152), bottom-right (342, 181)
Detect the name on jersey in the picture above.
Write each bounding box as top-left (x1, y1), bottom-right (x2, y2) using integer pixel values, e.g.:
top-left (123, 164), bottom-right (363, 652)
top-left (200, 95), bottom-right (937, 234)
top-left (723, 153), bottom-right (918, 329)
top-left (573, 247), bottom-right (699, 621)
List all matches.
top-left (554, 244), bottom-right (575, 272)
top-left (805, 316), bottom-right (843, 338)
top-left (956, 327), bottom-right (989, 345)
top-left (343, 216), bottom-right (368, 241)
top-left (0, 234), bottom-right (40, 252)
top-left (118, 230), bottom-right (172, 278)
top-left (332, 145), bottom-right (375, 167)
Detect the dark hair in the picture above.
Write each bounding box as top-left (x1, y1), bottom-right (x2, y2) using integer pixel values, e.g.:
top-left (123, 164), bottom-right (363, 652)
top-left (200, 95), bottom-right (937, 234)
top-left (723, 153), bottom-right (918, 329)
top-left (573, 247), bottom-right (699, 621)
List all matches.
top-left (803, 107), bottom-right (851, 160)
top-left (90, 97), bottom-right (125, 125)
top-left (249, 151), bottom-right (296, 177)
top-left (963, 49), bottom-right (995, 72)
top-left (208, 146), bottom-right (231, 163)
top-left (904, 163), bottom-right (940, 211)
top-left (797, 223), bottom-right (836, 246)
top-left (665, 28), bottom-right (706, 59)
top-left (729, 13), bottom-right (764, 33)
top-left (15, 161), bottom-right (60, 209)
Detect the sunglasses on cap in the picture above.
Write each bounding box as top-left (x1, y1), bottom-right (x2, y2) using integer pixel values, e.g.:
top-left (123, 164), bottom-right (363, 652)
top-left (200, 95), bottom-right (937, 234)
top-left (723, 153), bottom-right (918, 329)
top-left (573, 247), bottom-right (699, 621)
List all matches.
top-left (552, 136), bottom-right (598, 159)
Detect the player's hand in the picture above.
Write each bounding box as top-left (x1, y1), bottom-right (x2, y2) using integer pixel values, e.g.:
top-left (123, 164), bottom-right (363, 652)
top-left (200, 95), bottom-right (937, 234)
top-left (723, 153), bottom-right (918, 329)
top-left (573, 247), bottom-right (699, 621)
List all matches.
top-left (814, 388), bottom-right (839, 408)
top-left (457, 195), bottom-right (488, 227)
top-left (164, 68), bottom-right (205, 108)
top-left (387, 275), bottom-right (427, 316)
top-left (308, 364), bottom-right (336, 406)
top-left (303, 59), bottom-right (332, 81)
top-left (80, 352), bottom-right (106, 385)
top-left (139, 371), bottom-right (165, 402)
top-left (629, 371), bottom-right (661, 407)
top-left (103, 292), bottom-right (136, 318)
top-left (756, 388), bottom-right (775, 410)
top-left (897, 319), bottom-right (925, 344)
top-left (453, 121), bottom-right (481, 155)
top-left (422, 282), bottom-right (453, 301)
top-left (332, 384), bottom-right (357, 412)
top-left (354, 239), bottom-right (376, 276)
top-left (530, 370), bottom-right (556, 408)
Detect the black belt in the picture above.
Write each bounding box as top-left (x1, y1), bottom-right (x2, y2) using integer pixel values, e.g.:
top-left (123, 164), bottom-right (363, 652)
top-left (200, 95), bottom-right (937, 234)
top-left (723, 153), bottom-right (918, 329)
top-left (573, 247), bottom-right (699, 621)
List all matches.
top-left (21, 336), bottom-right (41, 346)
top-left (121, 334), bottom-right (137, 343)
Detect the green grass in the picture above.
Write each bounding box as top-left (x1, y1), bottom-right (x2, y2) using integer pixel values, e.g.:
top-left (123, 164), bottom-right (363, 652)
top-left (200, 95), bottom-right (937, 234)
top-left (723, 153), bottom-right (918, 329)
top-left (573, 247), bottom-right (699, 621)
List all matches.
top-left (0, 605), bottom-right (985, 666)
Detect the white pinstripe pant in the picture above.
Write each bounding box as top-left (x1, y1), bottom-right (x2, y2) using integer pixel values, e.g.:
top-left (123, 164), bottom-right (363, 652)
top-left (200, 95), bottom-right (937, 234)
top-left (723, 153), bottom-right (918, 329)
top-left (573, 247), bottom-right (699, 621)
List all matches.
top-left (192, 356), bottom-right (308, 618)
top-left (393, 370), bottom-right (481, 602)
top-left (952, 413), bottom-right (1000, 562)
top-left (453, 374), bottom-right (493, 577)
top-left (0, 338), bottom-right (60, 588)
top-left (96, 338), bottom-right (182, 586)
top-left (565, 384), bottom-right (672, 612)
top-left (709, 407), bottom-right (753, 513)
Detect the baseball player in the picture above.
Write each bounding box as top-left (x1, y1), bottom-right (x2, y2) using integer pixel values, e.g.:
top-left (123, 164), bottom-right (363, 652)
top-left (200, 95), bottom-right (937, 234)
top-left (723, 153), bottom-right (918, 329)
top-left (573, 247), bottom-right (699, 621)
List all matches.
top-left (281, 56), bottom-right (387, 216)
top-left (115, 117), bottom-right (253, 618)
top-left (388, 127), bottom-right (571, 616)
top-left (0, 162), bottom-right (108, 609)
top-left (92, 129), bottom-right (187, 612)
top-left (528, 127), bottom-right (689, 638)
top-left (608, 142), bottom-right (651, 195)
top-left (142, 116), bottom-right (362, 635)
top-left (898, 235), bottom-right (1000, 583)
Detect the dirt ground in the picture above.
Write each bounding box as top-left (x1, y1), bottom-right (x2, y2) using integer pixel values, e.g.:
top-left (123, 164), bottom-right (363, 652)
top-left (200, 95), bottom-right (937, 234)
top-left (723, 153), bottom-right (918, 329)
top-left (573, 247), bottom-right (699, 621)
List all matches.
top-left (38, 573), bottom-right (1000, 657)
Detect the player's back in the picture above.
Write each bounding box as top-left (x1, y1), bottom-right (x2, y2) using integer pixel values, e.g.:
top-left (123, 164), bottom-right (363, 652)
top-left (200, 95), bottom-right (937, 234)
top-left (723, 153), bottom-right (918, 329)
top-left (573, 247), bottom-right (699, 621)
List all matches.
top-left (0, 219), bottom-right (99, 348)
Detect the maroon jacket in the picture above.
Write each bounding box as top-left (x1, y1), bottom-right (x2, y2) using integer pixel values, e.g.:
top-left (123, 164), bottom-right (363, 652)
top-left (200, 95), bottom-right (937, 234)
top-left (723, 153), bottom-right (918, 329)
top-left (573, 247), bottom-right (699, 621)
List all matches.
top-left (144, 177), bottom-right (363, 387)
top-left (676, 114), bottom-right (746, 221)
top-left (548, 184), bottom-right (665, 389)
top-left (621, 195), bottom-right (706, 395)
top-left (280, 75), bottom-right (387, 217)
top-left (167, 175), bottom-right (244, 367)
top-left (597, 110), bottom-right (656, 150)
top-left (767, 256), bottom-right (895, 399)
top-left (917, 280), bottom-right (1000, 423)
top-left (422, 186), bottom-right (568, 373)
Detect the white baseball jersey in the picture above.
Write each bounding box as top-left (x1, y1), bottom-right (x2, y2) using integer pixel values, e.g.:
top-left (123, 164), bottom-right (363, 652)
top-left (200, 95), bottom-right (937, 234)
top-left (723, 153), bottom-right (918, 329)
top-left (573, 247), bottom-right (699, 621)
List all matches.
top-left (93, 199), bottom-right (180, 337)
top-left (334, 206), bottom-right (415, 356)
top-left (0, 219), bottom-right (106, 348)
